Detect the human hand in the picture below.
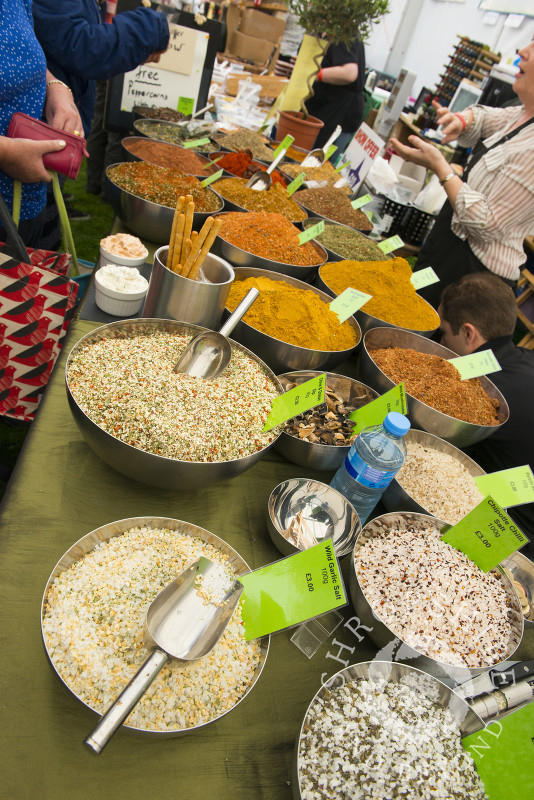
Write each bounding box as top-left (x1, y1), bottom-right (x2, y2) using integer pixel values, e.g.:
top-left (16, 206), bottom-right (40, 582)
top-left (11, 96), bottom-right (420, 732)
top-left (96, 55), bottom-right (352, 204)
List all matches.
top-left (44, 83), bottom-right (83, 135)
top-left (0, 137), bottom-right (66, 183)
top-left (144, 50), bottom-right (166, 64)
top-left (389, 135), bottom-right (449, 174)
top-left (431, 100), bottom-right (465, 144)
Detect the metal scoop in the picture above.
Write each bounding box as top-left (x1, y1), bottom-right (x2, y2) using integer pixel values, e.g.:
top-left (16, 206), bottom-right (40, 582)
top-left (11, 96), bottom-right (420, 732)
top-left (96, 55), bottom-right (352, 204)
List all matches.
top-left (245, 148), bottom-right (287, 191)
top-left (84, 557), bottom-right (243, 754)
top-left (173, 287), bottom-right (259, 379)
top-left (301, 125), bottom-right (342, 168)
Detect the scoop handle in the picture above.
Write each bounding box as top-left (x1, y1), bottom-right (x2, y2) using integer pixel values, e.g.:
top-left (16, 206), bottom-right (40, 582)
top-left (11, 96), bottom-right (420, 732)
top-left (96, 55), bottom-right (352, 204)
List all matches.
top-left (219, 287), bottom-right (259, 338)
top-left (266, 148), bottom-right (287, 175)
top-left (84, 648), bottom-right (168, 755)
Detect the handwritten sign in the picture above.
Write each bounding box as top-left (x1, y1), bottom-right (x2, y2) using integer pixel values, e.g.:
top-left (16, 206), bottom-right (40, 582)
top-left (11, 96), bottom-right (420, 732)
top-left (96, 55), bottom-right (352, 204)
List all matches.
top-left (329, 288), bottom-right (372, 323)
top-left (298, 220), bottom-right (325, 246)
top-left (349, 384), bottom-right (407, 435)
top-left (441, 495), bottom-right (528, 572)
top-left (239, 540), bottom-right (346, 640)
top-left (448, 349), bottom-right (501, 380)
top-left (272, 135), bottom-right (294, 159)
top-left (262, 373), bottom-right (326, 432)
top-left (287, 172), bottom-right (305, 196)
top-left (155, 23), bottom-right (197, 76)
top-left (378, 235), bottom-right (404, 254)
top-left (351, 194), bottom-right (372, 210)
top-left (200, 168), bottom-right (223, 188)
top-left (410, 267), bottom-right (439, 290)
top-left (474, 465), bottom-right (534, 508)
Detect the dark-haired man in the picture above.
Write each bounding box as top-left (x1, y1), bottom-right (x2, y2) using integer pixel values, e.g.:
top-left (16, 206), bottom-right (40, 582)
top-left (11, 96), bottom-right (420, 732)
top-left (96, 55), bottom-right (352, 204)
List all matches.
top-left (439, 272), bottom-right (534, 552)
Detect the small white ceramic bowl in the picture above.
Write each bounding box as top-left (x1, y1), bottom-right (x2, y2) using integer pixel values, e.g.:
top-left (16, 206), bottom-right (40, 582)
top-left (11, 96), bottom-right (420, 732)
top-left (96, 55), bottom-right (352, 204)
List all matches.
top-left (99, 236), bottom-right (148, 267)
top-left (95, 268), bottom-right (148, 316)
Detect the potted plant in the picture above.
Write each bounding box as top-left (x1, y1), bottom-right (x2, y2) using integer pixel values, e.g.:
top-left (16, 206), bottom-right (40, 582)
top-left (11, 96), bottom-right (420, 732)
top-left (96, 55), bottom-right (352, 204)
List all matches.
top-left (277, 0), bottom-right (390, 148)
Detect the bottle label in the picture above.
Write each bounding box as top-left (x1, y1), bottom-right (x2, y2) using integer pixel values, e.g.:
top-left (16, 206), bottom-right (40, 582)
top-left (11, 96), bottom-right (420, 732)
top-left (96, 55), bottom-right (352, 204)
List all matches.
top-left (344, 450), bottom-right (399, 489)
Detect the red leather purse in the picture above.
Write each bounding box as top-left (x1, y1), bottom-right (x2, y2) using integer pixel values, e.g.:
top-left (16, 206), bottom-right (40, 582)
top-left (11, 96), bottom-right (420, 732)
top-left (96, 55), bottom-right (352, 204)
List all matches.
top-left (7, 112), bottom-right (86, 180)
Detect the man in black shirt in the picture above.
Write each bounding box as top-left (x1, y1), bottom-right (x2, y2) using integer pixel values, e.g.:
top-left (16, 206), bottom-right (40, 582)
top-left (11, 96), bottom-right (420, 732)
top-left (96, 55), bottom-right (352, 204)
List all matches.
top-left (439, 273), bottom-right (534, 556)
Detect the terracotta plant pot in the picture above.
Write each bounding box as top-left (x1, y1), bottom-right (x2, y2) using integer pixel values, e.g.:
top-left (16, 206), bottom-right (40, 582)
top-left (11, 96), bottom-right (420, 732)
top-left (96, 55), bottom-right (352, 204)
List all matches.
top-left (274, 110), bottom-right (324, 152)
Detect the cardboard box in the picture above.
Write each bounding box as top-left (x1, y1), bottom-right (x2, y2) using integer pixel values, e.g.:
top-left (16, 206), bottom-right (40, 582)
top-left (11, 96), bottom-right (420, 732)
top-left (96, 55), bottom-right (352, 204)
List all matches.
top-left (226, 73), bottom-right (288, 98)
top-left (239, 9), bottom-right (286, 43)
top-left (228, 31), bottom-right (278, 67)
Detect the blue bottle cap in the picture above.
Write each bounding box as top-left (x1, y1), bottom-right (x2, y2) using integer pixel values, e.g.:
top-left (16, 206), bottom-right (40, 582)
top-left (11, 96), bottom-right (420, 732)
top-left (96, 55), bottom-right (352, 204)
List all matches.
top-left (383, 411), bottom-right (410, 437)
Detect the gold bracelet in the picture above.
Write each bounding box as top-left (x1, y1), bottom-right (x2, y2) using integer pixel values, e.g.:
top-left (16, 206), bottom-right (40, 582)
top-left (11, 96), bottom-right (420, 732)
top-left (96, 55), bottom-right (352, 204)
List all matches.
top-left (46, 79), bottom-right (72, 94)
top-left (439, 172), bottom-right (457, 186)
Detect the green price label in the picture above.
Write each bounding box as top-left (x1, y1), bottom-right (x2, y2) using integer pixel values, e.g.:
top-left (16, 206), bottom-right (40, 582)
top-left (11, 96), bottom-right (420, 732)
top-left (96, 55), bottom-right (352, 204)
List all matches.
top-left (474, 465), bottom-right (534, 508)
top-left (200, 168), bottom-right (223, 188)
top-left (239, 539), bottom-right (347, 640)
top-left (349, 383), bottom-right (407, 435)
top-left (325, 144), bottom-right (337, 162)
top-left (351, 194), bottom-right (372, 210)
top-left (205, 155), bottom-right (223, 168)
top-left (335, 161), bottom-right (350, 172)
top-left (183, 137), bottom-right (211, 149)
top-left (410, 266), bottom-right (439, 290)
top-left (378, 234), bottom-right (404, 254)
top-left (440, 495), bottom-right (529, 572)
top-left (262, 373), bottom-right (326, 432)
top-left (448, 348), bottom-right (501, 380)
top-left (462, 702), bottom-right (534, 800)
top-left (272, 134), bottom-right (294, 159)
top-left (177, 96), bottom-right (195, 116)
top-left (298, 219), bottom-right (325, 246)
top-left (329, 287), bottom-right (372, 323)
top-left (287, 172), bottom-right (305, 196)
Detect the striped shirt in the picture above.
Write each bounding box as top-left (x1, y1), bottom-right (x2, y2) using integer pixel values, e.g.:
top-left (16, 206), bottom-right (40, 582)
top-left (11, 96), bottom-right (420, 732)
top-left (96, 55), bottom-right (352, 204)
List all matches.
top-left (452, 104), bottom-right (534, 281)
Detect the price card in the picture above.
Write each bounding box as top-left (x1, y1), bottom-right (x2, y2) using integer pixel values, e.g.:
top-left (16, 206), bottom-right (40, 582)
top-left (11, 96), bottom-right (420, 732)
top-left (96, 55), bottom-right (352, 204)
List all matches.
top-left (177, 96), bottom-right (195, 116)
top-left (239, 540), bottom-right (347, 640)
top-left (462, 702), bottom-right (534, 800)
top-left (378, 234), bottom-right (404, 254)
top-left (335, 161), bottom-right (350, 172)
top-left (329, 287), bottom-right (372, 323)
top-left (272, 134), bottom-right (294, 159)
top-left (440, 495), bottom-right (529, 572)
top-left (325, 144), bottom-right (337, 162)
top-left (262, 373), bottom-right (326, 432)
top-left (183, 137), bottom-right (211, 149)
top-left (287, 172), bottom-right (305, 196)
top-left (474, 465), bottom-right (534, 508)
top-left (204, 155), bottom-right (223, 167)
top-left (448, 349), bottom-right (501, 380)
top-left (298, 219), bottom-right (325, 246)
top-left (351, 194), bottom-right (372, 210)
top-left (200, 168), bottom-right (223, 188)
top-left (348, 383), bottom-right (407, 435)
top-left (410, 266), bottom-right (439, 290)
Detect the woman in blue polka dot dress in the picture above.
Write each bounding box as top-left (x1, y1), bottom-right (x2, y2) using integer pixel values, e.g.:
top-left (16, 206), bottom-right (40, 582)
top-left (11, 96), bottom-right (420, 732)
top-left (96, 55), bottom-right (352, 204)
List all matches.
top-left (0, 0), bottom-right (82, 246)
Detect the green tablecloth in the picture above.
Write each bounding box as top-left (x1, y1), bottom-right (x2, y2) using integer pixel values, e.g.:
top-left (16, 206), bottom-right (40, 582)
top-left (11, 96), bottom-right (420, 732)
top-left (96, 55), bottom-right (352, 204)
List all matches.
top-left (0, 316), bottom-right (375, 799)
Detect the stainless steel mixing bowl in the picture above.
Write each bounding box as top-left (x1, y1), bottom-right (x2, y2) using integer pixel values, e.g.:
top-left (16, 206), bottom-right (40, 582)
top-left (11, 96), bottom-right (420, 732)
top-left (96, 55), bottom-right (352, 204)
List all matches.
top-left (223, 267), bottom-right (361, 374)
top-left (349, 511), bottom-right (524, 682)
top-left (41, 516), bottom-right (269, 738)
top-left (65, 318), bottom-right (284, 490)
top-left (358, 326), bottom-right (509, 448)
top-left (121, 136), bottom-right (220, 176)
top-left (302, 216), bottom-right (391, 262)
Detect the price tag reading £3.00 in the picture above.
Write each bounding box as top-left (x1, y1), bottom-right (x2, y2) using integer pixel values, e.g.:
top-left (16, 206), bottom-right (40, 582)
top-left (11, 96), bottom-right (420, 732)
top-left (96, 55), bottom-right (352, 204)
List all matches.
top-left (410, 267), bottom-right (439, 290)
top-left (474, 465), bottom-right (534, 509)
top-left (262, 373), bottom-right (326, 432)
top-left (349, 383), bottom-right (407, 435)
top-left (298, 220), bottom-right (325, 246)
top-left (378, 235), bottom-right (404, 254)
top-left (329, 287), bottom-right (372, 323)
top-left (448, 348), bottom-right (501, 380)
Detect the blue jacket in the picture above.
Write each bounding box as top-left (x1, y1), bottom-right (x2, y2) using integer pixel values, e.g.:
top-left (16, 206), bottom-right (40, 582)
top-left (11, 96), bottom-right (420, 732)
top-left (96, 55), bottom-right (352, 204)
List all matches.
top-left (32, 0), bottom-right (169, 135)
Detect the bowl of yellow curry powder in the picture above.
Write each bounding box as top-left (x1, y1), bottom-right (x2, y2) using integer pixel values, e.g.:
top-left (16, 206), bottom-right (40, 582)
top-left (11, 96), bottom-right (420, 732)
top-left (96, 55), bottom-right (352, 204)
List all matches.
top-left (316, 257), bottom-right (440, 337)
top-left (223, 268), bottom-right (361, 374)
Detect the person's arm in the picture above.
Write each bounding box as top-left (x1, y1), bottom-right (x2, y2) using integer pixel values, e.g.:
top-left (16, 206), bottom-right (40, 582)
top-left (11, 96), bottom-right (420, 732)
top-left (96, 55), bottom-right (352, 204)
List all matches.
top-left (389, 135), bottom-right (464, 206)
top-left (44, 70), bottom-right (83, 134)
top-left (318, 62), bottom-right (358, 86)
top-left (0, 136), bottom-right (67, 183)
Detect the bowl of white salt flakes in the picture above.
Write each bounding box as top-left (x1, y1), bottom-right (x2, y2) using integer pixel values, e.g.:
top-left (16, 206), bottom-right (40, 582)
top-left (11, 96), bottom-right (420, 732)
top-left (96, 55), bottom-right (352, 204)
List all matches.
top-left (95, 264), bottom-right (149, 316)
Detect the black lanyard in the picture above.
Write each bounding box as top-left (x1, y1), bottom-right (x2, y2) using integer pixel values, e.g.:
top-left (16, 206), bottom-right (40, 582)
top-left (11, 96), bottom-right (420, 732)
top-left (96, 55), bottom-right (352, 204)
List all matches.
top-left (464, 113), bottom-right (534, 181)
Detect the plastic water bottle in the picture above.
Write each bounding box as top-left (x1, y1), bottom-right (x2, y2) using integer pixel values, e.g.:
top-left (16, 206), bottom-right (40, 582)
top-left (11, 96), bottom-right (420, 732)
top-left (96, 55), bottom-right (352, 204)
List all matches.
top-left (330, 412), bottom-right (410, 525)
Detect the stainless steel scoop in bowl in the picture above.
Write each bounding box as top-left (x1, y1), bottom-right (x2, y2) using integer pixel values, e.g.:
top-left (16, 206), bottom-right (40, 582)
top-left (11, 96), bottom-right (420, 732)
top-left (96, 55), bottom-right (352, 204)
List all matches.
top-left (173, 287), bottom-right (259, 379)
top-left (84, 557), bottom-right (243, 754)
top-left (301, 125), bottom-right (342, 168)
top-left (245, 148), bottom-right (287, 191)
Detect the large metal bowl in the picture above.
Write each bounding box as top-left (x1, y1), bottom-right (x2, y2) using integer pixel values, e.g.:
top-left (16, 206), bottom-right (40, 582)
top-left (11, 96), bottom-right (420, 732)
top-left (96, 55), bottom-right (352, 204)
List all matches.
top-left (382, 428), bottom-right (486, 518)
top-left (210, 182), bottom-right (308, 225)
top-left (358, 327), bottom-right (509, 448)
top-left (267, 477), bottom-right (361, 558)
top-left (210, 211), bottom-right (327, 280)
top-left (132, 118), bottom-right (217, 153)
top-left (274, 371), bottom-right (379, 471)
top-left (293, 660), bottom-right (484, 800)
top-left (121, 136), bottom-right (221, 176)
top-left (223, 267), bottom-right (361, 374)
top-left (349, 511), bottom-right (524, 682)
top-left (502, 550), bottom-right (534, 659)
top-left (316, 265), bottom-right (439, 338)
top-left (302, 216), bottom-right (391, 263)
top-left (208, 151), bottom-right (293, 186)
top-left (65, 318), bottom-right (284, 490)
top-left (41, 516), bottom-right (269, 738)
top-left (105, 163), bottom-right (224, 244)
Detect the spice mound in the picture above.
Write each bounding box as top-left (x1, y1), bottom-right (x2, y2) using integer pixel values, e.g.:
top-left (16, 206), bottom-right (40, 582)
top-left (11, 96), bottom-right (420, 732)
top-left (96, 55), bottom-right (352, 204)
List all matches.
top-left (372, 346), bottom-right (500, 425)
top-left (214, 178), bottom-right (306, 220)
top-left (396, 440), bottom-right (484, 523)
top-left (212, 150), bottom-right (288, 186)
top-left (299, 675), bottom-right (487, 800)
top-left (219, 212), bottom-right (323, 267)
top-left (355, 521), bottom-right (517, 667)
top-left (320, 257), bottom-right (439, 331)
top-left (133, 105), bottom-right (189, 123)
top-left (123, 138), bottom-right (219, 175)
top-left (107, 162), bottom-right (222, 212)
top-left (296, 185), bottom-right (373, 230)
top-left (283, 161), bottom-right (349, 190)
top-left (211, 129), bottom-right (275, 162)
top-left (42, 526), bottom-right (262, 731)
top-left (304, 219), bottom-right (388, 261)
top-left (227, 276), bottom-right (359, 351)
top-left (134, 119), bottom-right (216, 151)
top-left (100, 233), bottom-right (147, 260)
top-left (67, 331), bottom-right (281, 462)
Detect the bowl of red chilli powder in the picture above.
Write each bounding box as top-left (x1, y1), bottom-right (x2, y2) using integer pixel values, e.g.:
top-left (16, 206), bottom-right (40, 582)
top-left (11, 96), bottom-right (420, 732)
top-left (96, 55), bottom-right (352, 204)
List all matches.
top-left (358, 327), bottom-right (509, 448)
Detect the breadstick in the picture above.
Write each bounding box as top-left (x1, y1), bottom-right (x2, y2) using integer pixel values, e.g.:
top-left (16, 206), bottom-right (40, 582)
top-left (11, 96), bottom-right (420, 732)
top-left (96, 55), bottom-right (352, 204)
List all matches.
top-left (188, 218), bottom-right (223, 281)
top-left (181, 217), bottom-right (214, 278)
top-left (167, 195), bottom-right (185, 269)
top-left (180, 199), bottom-right (195, 263)
top-left (183, 237), bottom-right (192, 262)
top-left (171, 212), bottom-right (186, 274)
